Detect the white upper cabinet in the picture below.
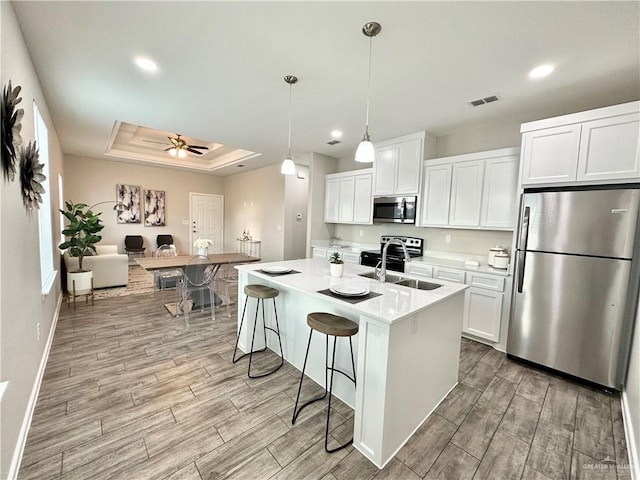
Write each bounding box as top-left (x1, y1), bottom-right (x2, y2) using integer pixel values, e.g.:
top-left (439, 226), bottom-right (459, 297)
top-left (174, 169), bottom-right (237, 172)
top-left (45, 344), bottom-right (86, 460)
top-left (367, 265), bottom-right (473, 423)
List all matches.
top-left (353, 173), bottom-right (373, 224)
top-left (481, 156), bottom-right (520, 229)
top-left (324, 177), bottom-right (340, 223)
top-left (324, 169), bottom-right (373, 225)
top-left (449, 160), bottom-right (484, 227)
top-left (373, 132), bottom-right (435, 197)
top-left (419, 147), bottom-right (520, 230)
top-left (521, 101), bottom-right (640, 186)
top-left (420, 164), bottom-right (452, 226)
top-left (577, 113), bottom-right (640, 182)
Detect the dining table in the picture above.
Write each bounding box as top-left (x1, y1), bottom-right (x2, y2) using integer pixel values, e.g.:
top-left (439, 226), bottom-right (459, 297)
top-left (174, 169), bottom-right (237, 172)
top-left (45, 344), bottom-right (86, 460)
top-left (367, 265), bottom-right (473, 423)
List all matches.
top-left (135, 252), bottom-right (261, 316)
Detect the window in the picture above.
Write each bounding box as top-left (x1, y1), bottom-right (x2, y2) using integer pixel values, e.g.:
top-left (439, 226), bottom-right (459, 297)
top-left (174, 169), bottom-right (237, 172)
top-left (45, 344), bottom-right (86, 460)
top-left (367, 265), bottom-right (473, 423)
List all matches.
top-left (34, 102), bottom-right (56, 294)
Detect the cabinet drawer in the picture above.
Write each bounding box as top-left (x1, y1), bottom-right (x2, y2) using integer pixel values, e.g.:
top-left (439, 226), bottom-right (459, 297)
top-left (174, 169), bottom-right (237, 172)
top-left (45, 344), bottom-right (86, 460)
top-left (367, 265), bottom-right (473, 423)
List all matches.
top-left (406, 263), bottom-right (433, 278)
top-left (433, 267), bottom-right (465, 284)
top-left (465, 272), bottom-right (505, 292)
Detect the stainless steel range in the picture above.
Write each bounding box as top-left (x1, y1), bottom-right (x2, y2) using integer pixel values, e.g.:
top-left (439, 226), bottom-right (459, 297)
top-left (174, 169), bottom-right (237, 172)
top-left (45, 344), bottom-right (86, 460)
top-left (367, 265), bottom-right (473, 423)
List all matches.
top-left (360, 235), bottom-right (424, 273)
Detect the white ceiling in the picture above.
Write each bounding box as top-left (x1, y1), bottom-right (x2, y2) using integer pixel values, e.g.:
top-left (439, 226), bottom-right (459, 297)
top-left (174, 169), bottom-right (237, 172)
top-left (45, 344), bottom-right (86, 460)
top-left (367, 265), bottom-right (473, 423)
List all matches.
top-left (11, 1), bottom-right (640, 176)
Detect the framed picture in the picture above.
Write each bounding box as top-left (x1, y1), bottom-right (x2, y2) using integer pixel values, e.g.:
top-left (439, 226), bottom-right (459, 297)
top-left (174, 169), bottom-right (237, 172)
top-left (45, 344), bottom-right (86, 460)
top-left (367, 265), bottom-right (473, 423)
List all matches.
top-left (116, 184), bottom-right (141, 224)
top-left (144, 189), bottom-right (165, 226)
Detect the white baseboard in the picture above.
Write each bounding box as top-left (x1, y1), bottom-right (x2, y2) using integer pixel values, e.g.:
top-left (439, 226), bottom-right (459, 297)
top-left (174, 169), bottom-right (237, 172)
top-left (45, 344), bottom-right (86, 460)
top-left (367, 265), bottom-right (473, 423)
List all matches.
top-left (7, 293), bottom-right (62, 479)
top-left (621, 390), bottom-right (640, 480)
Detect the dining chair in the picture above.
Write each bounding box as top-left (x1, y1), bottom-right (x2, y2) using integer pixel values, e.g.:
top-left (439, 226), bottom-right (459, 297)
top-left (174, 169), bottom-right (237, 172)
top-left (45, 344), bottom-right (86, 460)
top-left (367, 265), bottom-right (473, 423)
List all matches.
top-left (124, 235), bottom-right (146, 258)
top-left (177, 255), bottom-right (216, 325)
top-left (154, 245), bottom-right (182, 300)
top-left (156, 234), bottom-right (173, 248)
top-left (216, 253), bottom-right (250, 317)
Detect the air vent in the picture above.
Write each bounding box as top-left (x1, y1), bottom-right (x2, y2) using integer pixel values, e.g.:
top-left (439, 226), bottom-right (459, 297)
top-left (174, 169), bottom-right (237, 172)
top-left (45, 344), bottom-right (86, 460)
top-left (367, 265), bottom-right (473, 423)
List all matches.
top-left (468, 94), bottom-right (500, 107)
top-left (327, 140), bottom-right (342, 145)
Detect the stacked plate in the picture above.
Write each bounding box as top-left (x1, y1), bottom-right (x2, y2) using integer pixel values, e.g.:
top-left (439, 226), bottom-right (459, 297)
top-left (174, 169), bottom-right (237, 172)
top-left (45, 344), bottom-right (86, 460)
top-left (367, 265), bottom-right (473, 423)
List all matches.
top-left (261, 266), bottom-right (292, 274)
top-left (329, 284), bottom-right (369, 297)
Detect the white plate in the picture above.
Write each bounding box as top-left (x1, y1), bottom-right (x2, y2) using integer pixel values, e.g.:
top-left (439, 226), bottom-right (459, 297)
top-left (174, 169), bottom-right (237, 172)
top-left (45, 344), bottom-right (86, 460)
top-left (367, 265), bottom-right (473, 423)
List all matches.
top-left (262, 266), bottom-right (292, 274)
top-left (330, 284), bottom-right (369, 297)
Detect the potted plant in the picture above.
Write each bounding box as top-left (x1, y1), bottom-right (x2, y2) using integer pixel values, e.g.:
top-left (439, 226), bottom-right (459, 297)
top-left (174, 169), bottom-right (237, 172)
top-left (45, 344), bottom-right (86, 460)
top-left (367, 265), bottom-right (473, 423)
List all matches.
top-left (59, 201), bottom-right (104, 294)
top-left (329, 251), bottom-right (344, 278)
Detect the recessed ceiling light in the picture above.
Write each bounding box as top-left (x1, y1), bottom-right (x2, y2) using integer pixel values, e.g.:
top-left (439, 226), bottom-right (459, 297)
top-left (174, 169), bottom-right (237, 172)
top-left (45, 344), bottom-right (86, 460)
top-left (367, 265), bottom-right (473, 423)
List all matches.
top-left (330, 130), bottom-right (343, 139)
top-left (529, 64), bottom-right (554, 79)
top-left (135, 57), bottom-right (158, 72)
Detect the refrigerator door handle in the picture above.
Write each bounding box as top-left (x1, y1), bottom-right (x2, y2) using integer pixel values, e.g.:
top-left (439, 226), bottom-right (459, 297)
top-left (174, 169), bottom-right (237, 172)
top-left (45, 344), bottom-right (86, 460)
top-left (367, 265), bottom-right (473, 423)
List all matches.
top-left (519, 206), bottom-right (530, 251)
top-left (517, 250), bottom-right (526, 293)
top-left (517, 206), bottom-right (530, 293)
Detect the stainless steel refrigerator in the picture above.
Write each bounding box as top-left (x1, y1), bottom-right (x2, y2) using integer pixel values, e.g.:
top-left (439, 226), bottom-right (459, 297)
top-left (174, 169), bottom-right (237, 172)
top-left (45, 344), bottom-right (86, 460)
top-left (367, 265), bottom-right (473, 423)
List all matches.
top-left (508, 187), bottom-right (640, 389)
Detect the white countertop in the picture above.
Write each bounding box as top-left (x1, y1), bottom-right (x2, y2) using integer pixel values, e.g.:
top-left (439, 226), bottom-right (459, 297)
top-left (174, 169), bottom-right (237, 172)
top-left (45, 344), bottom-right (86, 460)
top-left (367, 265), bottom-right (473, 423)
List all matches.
top-left (310, 240), bottom-right (378, 253)
top-left (237, 258), bottom-right (468, 324)
top-left (413, 250), bottom-right (512, 276)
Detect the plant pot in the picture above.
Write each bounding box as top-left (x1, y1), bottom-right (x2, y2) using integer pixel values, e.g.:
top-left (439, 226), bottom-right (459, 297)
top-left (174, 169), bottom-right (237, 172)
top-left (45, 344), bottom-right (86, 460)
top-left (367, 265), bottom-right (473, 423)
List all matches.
top-left (330, 263), bottom-right (344, 278)
top-left (197, 247), bottom-right (208, 256)
top-left (67, 270), bottom-right (93, 295)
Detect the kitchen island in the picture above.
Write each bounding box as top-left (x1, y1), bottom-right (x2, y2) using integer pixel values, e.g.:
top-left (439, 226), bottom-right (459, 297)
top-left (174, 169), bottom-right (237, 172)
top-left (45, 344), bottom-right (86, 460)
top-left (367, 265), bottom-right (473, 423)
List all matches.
top-left (235, 258), bottom-right (467, 468)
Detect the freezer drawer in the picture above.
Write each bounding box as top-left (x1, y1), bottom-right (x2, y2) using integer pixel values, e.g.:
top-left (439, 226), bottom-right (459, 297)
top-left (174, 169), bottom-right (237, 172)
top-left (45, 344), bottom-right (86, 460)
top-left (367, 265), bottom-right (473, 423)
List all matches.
top-left (508, 251), bottom-right (632, 388)
top-left (518, 188), bottom-right (639, 258)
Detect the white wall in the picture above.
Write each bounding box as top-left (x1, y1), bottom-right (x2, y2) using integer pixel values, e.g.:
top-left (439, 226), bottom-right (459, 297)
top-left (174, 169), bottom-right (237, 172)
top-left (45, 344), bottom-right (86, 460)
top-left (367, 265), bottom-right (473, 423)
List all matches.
top-left (306, 153), bottom-right (338, 257)
top-left (64, 155), bottom-right (224, 254)
top-left (284, 165), bottom-right (309, 260)
top-left (223, 163), bottom-right (285, 262)
top-left (1, 3), bottom-right (65, 476)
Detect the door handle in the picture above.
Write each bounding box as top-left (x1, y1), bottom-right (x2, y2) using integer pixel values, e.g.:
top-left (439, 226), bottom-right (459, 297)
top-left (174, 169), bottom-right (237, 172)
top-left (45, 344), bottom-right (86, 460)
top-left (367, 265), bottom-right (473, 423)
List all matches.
top-left (519, 206), bottom-right (530, 251)
top-left (401, 198), bottom-right (406, 222)
top-left (517, 250), bottom-right (526, 293)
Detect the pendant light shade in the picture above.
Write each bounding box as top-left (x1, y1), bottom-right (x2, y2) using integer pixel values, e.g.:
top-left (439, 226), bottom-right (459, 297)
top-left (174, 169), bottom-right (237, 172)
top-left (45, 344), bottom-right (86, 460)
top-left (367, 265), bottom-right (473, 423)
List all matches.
top-left (281, 75), bottom-right (298, 175)
top-left (356, 22), bottom-right (381, 164)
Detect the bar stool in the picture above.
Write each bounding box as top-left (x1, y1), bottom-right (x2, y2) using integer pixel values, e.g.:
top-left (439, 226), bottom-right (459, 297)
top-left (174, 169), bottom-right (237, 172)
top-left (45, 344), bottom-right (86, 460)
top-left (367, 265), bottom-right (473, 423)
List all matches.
top-left (232, 284), bottom-right (284, 378)
top-left (292, 312), bottom-right (358, 453)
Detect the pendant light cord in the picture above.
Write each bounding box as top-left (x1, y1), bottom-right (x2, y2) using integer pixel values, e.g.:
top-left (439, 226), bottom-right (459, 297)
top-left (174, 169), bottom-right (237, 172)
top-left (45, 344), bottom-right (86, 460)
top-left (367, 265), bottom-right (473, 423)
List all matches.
top-left (364, 35), bottom-right (373, 136)
top-left (287, 81), bottom-right (292, 157)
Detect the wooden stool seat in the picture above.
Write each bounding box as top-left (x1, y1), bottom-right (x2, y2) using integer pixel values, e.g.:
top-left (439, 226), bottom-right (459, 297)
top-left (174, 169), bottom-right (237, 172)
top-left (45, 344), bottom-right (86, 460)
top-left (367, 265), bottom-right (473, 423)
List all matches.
top-left (244, 284), bottom-right (279, 299)
top-left (307, 312), bottom-right (359, 337)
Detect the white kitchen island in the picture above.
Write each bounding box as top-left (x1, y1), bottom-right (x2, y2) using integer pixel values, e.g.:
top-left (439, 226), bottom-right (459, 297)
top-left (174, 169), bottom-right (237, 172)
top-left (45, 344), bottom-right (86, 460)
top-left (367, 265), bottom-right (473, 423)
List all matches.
top-left (235, 258), bottom-right (467, 468)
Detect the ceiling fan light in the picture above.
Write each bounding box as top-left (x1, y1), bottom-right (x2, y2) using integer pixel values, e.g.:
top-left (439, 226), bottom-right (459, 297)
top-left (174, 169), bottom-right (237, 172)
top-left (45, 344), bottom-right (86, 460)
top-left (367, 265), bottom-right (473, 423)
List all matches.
top-left (355, 137), bottom-right (375, 163)
top-left (177, 149), bottom-right (187, 159)
top-left (169, 148), bottom-right (177, 157)
top-left (281, 156), bottom-right (296, 175)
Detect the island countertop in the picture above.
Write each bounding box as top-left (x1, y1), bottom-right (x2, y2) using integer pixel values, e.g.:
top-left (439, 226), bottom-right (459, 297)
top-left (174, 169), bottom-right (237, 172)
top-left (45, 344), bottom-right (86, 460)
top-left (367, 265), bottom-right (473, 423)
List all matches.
top-left (236, 258), bottom-right (467, 324)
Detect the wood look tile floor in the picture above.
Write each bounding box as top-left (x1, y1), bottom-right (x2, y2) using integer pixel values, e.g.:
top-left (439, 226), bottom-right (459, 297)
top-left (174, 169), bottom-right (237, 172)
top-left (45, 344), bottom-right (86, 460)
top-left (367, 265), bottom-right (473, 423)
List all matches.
top-left (19, 288), bottom-right (633, 480)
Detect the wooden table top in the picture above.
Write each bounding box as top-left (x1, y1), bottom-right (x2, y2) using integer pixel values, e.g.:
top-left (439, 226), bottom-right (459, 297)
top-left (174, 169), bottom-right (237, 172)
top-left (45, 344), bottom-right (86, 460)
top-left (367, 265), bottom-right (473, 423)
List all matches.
top-left (135, 253), bottom-right (260, 271)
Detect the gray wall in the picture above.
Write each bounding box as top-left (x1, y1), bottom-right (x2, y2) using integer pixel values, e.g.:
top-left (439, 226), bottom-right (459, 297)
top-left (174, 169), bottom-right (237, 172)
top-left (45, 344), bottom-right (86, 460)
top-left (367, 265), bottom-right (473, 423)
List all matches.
top-left (1, 3), bottom-right (65, 476)
top-left (64, 155), bottom-right (224, 254)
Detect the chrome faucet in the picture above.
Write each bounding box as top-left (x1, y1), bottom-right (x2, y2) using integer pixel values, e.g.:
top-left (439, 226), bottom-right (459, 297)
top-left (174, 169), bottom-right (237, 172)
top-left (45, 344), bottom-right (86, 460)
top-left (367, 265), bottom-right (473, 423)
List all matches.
top-left (377, 238), bottom-right (412, 284)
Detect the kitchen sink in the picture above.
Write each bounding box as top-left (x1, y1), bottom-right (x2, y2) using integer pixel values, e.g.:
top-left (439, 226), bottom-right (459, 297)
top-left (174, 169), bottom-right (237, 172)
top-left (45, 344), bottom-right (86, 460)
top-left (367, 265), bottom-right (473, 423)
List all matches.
top-left (357, 271), bottom-right (405, 283)
top-left (394, 279), bottom-right (442, 290)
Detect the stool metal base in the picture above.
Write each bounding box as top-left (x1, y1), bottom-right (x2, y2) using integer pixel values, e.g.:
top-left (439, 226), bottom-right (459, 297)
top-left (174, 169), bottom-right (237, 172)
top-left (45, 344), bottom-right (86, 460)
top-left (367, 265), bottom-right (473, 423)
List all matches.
top-left (292, 328), bottom-right (356, 453)
top-left (233, 294), bottom-right (284, 379)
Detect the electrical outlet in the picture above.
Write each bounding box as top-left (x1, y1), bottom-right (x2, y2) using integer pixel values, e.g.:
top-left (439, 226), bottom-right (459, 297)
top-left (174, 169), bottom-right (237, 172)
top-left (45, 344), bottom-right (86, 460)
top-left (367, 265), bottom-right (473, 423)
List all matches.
top-left (37, 323), bottom-right (41, 341)
top-left (445, 235), bottom-right (451, 244)
top-left (359, 229), bottom-right (364, 237)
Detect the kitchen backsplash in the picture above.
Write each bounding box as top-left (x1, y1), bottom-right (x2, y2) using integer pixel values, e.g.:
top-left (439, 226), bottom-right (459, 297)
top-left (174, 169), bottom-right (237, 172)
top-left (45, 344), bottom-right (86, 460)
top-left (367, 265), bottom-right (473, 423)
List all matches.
top-left (333, 224), bottom-right (513, 256)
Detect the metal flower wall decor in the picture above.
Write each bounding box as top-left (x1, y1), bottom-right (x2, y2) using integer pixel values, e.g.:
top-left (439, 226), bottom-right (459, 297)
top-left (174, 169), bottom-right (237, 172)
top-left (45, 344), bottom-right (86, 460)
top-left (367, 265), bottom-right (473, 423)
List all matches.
top-left (19, 140), bottom-right (46, 211)
top-left (1, 80), bottom-right (24, 182)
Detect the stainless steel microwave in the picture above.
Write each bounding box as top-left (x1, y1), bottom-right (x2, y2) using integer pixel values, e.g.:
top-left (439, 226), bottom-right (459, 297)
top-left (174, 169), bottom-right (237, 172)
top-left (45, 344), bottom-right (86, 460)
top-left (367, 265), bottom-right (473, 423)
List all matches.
top-left (372, 196), bottom-right (417, 224)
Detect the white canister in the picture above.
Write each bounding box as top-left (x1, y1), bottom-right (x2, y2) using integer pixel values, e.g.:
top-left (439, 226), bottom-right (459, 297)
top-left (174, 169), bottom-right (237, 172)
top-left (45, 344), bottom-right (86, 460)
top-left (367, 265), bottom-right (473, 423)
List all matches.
top-left (493, 251), bottom-right (510, 269)
top-left (488, 246), bottom-right (506, 267)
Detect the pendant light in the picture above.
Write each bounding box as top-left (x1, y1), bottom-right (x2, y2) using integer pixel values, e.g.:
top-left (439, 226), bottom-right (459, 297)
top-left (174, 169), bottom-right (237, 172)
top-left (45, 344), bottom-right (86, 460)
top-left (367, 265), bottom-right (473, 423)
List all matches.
top-left (355, 21), bottom-right (382, 164)
top-left (281, 75), bottom-right (298, 175)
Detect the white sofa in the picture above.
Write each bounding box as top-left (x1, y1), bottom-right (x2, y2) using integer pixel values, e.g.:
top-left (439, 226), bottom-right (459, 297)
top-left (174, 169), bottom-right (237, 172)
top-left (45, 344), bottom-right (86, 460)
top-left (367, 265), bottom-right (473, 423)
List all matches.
top-left (64, 244), bottom-right (129, 289)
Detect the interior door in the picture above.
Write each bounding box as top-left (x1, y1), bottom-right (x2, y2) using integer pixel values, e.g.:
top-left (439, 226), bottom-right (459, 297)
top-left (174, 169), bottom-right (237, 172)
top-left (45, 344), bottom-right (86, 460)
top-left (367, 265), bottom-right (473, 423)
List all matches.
top-left (190, 193), bottom-right (224, 254)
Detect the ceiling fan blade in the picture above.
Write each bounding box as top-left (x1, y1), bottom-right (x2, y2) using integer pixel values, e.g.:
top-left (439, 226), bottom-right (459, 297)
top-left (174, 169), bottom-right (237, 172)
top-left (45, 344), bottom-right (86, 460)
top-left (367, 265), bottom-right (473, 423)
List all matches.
top-left (163, 146), bottom-right (173, 151)
top-left (185, 147), bottom-right (204, 155)
top-left (188, 145), bottom-right (209, 150)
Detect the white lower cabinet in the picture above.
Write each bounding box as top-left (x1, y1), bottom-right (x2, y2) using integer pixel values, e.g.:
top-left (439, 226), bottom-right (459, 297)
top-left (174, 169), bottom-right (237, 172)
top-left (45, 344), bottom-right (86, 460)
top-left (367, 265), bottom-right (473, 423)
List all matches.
top-left (405, 262), bottom-right (433, 278)
top-left (433, 266), bottom-right (465, 284)
top-left (463, 287), bottom-right (503, 342)
top-left (312, 247), bottom-right (328, 260)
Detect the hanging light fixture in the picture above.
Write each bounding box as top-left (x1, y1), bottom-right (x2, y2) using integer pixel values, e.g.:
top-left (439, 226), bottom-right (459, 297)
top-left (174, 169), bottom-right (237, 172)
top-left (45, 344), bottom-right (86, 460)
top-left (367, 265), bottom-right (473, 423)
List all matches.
top-left (355, 21), bottom-right (382, 164)
top-left (281, 75), bottom-right (298, 175)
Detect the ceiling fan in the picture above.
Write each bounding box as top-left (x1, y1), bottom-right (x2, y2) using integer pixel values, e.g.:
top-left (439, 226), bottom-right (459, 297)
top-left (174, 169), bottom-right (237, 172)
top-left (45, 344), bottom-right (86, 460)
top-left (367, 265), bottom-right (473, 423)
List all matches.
top-left (164, 134), bottom-right (209, 158)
